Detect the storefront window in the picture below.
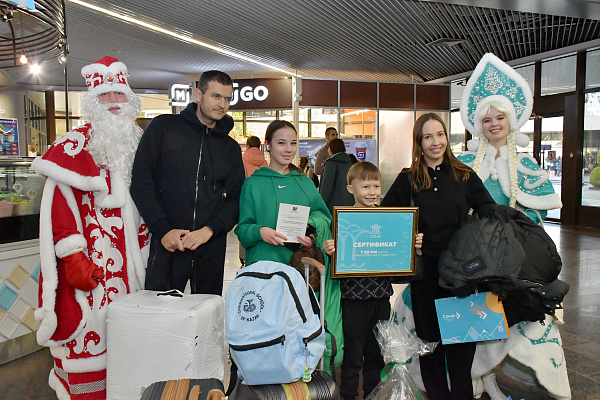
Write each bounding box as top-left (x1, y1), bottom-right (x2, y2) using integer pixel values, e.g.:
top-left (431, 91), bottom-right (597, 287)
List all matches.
top-left (229, 111), bottom-right (244, 143)
top-left (54, 91), bottom-right (84, 135)
top-left (280, 109), bottom-right (309, 138)
top-left (379, 110), bottom-right (413, 194)
top-left (449, 111), bottom-right (466, 154)
top-left (26, 92), bottom-right (47, 156)
top-left (341, 109), bottom-right (376, 138)
top-left (519, 119), bottom-right (535, 155)
top-left (541, 55), bottom-right (576, 96)
top-left (308, 108), bottom-right (338, 138)
top-left (450, 81), bottom-right (465, 111)
top-left (585, 48), bottom-right (600, 89)
top-left (583, 92), bottom-right (600, 207)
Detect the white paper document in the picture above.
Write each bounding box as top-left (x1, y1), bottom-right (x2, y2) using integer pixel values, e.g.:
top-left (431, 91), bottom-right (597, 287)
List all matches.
top-left (275, 203), bottom-right (310, 243)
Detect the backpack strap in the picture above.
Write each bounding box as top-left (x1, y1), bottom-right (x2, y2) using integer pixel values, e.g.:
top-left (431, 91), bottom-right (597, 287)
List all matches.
top-left (236, 270), bottom-right (307, 322)
top-left (225, 357), bottom-right (238, 396)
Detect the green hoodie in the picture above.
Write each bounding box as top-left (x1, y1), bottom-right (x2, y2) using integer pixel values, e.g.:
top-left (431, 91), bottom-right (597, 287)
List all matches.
top-left (235, 167), bottom-right (331, 265)
top-left (235, 167), bottom-right (344, 373)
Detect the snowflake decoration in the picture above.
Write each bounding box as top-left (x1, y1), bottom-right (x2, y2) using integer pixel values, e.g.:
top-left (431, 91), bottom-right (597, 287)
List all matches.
top-left (484, 67), bottom-right (503, 94)
top-left (514, 101), bottom-right (525, 116)
top-left (505, 86), bottom-right (518, 99)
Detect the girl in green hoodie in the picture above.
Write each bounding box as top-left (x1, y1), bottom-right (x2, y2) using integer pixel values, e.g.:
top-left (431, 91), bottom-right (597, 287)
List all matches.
top-left (235, 120), bottom-right (344, 375)
top-left (235, 120), bottom-right (332, 265)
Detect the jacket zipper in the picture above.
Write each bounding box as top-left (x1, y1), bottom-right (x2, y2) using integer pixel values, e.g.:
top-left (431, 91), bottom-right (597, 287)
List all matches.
top-left (190, 127), bottom-right (206, 287)
top-left (192, 127), bottom-right (206, 231)
top-left (230, 335), bottom-right (285, 351)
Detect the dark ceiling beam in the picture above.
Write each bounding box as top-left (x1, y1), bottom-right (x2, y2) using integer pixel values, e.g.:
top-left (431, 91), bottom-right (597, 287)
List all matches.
top-left (420, 0), bottom-right (600, 20)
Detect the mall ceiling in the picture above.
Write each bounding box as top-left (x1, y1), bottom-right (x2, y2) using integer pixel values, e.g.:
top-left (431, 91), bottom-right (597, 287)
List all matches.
top-left (3, 0), bottom-right (600, 92)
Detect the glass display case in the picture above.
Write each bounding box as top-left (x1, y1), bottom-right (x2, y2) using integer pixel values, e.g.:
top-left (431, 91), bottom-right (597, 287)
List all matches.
top-left (0, 158), bottom-right (45, 244)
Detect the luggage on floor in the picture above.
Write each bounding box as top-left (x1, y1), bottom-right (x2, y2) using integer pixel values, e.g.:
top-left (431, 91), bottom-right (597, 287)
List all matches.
top-left (107, 290), bottom-right (225, 400)
top-left (225, 260), bottom-right (326, 385)
top-left (228, 370), bottom-right (339, 400)
top-left (140, 378), bottom-right (225, 400)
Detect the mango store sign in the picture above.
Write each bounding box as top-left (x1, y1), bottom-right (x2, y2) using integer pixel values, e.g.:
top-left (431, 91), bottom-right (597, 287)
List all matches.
top-left (170, 78), bottom-right (292, 109)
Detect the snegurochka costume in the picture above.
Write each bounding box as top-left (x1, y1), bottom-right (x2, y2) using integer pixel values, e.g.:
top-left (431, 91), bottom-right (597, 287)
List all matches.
top-left (457, 52), bottom-right (562, 224)
top-left (234, 167), bottom-right (344, 377)
top-left (33, 57), bottom-right (149, 400)
top-left (395, 53), bottom-right (569, 400)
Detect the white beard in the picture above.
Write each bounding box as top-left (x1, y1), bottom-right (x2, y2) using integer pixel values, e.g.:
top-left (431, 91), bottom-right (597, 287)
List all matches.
top-left (82, 91), bottom-right (143, 186)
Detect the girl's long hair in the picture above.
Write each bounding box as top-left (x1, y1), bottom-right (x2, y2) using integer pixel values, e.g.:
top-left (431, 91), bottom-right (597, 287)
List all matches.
top-left (408, 113), bottom-right (472, 192)
top-left (265, 120), bottom-right (302, 175)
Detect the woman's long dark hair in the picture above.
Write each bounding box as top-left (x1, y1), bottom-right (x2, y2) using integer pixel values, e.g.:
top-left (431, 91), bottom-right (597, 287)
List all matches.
top-left (408, 113), bottom-right (471, 192)
top-left (264, 120), bottom-right (302, 175)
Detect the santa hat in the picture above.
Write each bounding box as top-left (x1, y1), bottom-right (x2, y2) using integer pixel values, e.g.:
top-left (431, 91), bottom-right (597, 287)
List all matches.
top-left (81, 56), bottom-right (133, 97)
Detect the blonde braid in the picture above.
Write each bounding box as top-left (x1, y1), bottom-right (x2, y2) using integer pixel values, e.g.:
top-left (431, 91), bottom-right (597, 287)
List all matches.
top-left (472, 135), bottom-right (489, 174)
top-left (507, 131), bottom-right (518, 208)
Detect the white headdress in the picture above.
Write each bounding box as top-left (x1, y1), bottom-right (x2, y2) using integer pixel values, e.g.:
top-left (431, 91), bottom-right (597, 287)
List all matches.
top-left (460, 53), bottom-right (533, 151)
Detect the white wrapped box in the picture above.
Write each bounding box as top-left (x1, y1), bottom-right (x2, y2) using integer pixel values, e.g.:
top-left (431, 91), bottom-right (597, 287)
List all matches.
top-left (106, 290), bottom-right (224, 400)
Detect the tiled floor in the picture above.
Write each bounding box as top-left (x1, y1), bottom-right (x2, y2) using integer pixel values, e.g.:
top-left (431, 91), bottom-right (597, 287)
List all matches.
top-left (1, 223), bottom-right (599, 399)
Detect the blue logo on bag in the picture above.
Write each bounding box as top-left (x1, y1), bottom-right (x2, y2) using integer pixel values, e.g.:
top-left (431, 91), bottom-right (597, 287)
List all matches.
top-left (462, 257), bottom-right (486, 275)
top-left (238, 291), bottom-right (264, 322)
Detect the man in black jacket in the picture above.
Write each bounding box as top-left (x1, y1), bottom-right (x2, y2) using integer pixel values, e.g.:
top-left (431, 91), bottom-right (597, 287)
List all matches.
top-left (131, 71), bottom-right (245, 295)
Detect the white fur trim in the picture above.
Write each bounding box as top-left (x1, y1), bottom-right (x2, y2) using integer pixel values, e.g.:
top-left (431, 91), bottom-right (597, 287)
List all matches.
top-left (55, 235), bottom-right (87, 258)
top-left (50, 346), bottom-right (69, 359)
top-left (517, 190), bottom-right (563, 210)
top-left (81, 59), bottom-right (133, 97)
top-left (33, 156), bottom-right (107, 192)
top-left (49, 369), bottom-right (72, 400)
top-left (94, 170), bottom-right (127, 209)
top-left (515, 132), bottom-right (530, 147)
top-left (517, 153), bottom-right (550, 190)
top-left (37, 180), bottom-right (88, 347)
top-left (61, 353), bottom-right (107, 373)
top-left (460, 53), bottom-right (534, 136)
top-left (514, 153), bottom-right (562, 210)
top-left (467, 139), bottom-right (480, 152)
top-left (122, 195), bottom-right (147, 291)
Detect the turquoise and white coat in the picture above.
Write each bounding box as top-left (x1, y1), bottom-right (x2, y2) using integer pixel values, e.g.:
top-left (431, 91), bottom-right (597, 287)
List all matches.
top-left (458, 143), bottom-right (562, 224)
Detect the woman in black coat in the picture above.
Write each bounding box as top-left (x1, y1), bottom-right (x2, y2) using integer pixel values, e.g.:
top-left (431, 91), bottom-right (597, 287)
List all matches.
top-left (381, 113), bottom-right (495, 400)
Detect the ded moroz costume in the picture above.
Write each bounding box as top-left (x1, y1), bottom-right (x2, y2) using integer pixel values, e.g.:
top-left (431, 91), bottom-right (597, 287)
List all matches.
top-left (33, 56), bottom-right (149, 400)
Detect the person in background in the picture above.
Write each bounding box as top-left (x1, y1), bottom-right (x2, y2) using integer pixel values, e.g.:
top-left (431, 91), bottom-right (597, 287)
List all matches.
top-left (381, 113), bottom-right (495, 400)
top-left (323, 161), bottom-right (423, 400)
top-left (131, 70), bottom-right (245, 295)
top-left (242, 135), bottom-right (267, 178)
top-left (235, 119), bottom-right (344, 377)
top-left (348, 153), bottom-right (358, 164)
top-left (319, 138), bottom-right (354, 214)
top-left (33, 56), bottom-right (149, 399)
top-left (314, 126), bottom-right (339, 176)
top-left (300, 156), bottom-right (319, 188)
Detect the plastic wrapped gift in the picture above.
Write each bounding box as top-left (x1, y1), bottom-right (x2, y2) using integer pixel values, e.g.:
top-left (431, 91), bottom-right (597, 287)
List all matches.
top-left (366, 321), bottom-right (437, 400)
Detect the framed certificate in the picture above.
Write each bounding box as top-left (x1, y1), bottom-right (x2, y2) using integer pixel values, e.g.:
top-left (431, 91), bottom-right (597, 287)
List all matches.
top-left (331, 207), bottom-right (419, 278)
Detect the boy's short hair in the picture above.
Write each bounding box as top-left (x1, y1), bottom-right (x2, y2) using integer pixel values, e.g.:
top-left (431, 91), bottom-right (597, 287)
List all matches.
top-left (347, 161), bottom-right (381, 184)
